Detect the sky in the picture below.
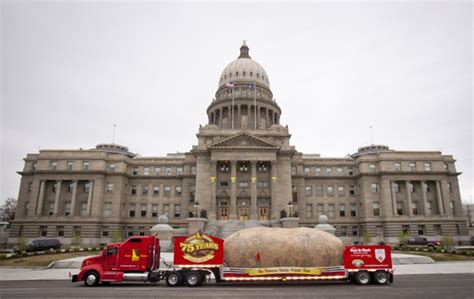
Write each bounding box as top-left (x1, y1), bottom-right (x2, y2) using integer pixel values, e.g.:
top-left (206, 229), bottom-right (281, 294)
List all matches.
top-left (1, 1), bottom-right (472, 206)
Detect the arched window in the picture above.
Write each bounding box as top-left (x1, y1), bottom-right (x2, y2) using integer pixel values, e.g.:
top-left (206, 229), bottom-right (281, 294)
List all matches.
top-left (230, 73), bottom-right (232, 78)
top-left (236, 72), bottom-right (238, 76)
top-left (250, 72), bottom-right (253, 76)
top-left (257, 73), bottom-right (260, 78)
top-left (243, 71), bottom-right (246, 76)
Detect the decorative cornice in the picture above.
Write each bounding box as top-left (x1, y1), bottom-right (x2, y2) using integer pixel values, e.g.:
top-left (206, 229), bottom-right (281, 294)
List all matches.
top-left (17, 170), bottom-right (196, 180)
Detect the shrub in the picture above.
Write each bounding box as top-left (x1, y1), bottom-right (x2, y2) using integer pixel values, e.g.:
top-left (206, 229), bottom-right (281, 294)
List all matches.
top-left (442, 234), bottom-right (455, 252)
top-left (362, 230), bottom-right (372, 245)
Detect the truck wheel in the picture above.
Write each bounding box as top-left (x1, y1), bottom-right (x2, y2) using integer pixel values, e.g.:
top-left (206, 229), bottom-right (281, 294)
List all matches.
top-left (354, 271), bottom-right (371, 285)
top-left (84, 271), bottom-right (99, 287)
top-left (185, 271), bottom-right (203, 287)
top-left (373, 271), bottom-right (389, 285)
top-left (166, 271), bottom-right (184, 287)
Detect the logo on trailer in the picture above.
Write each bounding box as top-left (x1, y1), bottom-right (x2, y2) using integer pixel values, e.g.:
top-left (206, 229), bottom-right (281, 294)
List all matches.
top-left (180, 232), bottom-right (219, 263)
top-left (375, 248), bottom-right (386, 262)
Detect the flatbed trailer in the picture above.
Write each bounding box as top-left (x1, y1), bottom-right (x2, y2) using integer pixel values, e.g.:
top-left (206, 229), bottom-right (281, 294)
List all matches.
top-left (71, 232), bottom-right (393, 287)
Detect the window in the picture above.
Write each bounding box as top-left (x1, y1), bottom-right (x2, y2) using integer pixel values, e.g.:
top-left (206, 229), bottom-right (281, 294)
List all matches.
top-left (82, 161), bottom-right (89, 171)
top-left (450, 201), bottom-right (455, 214)
top-left (352, 226), bottom-right (358, 237)
top-left (67, 161), bottom-right (73, 171)
top-left (102, 226), bottom-right (109, 237)
top-left (337, 186), bottom-right (345, 197)
top-left (373, 202), bottom-right (380, 216)
top-left (394, 162), bottom-right (401, 171)
top-left (291, 166), bottom-right (297, 175)
top-left (315, 186), bottom-right (323, 197)
top-left (132, 167), bottom-right (139, 176)
top-left (141, 204), bottom-right (147, 217)
top-left (165, 167), bottom-right (172, 175)
top-left (349, 186), bottom-right (355, 196)
top-left (317, 204), bottom-right (324, 216)
top-left (220, 181), bottom-right (229, 188)
top-left (336, 167), bottom-right (343, 175)
top-left (103, 202), bottom-right (112, 217)
top-left (106, 182), bottom-right (113, 193)
top-left (434, 224), bottom-right (442, 235)
top-left (257, 181), bottom-right (268, 189)
top-left (139, 227), bottom-right (145, 236)
top-left (144, 167), bottom-right (150, 175)
top-left (155, 167), bottom-right (161, 175)
top-left (64, 202), bottom-right (71, 216)
top-left (305, 186), bottom-right (312, 196)
top-left (327, 186), bottom-right (334, 196)
top-left (153, 186), bottom-right (160, 195)
top-left (328, 204), bottom-right (335, 218)
top-left (426, 201), bottom-right (432, 215)
top-left (348, 167), bottom-right (354, 176)
top-left (409, 162), bottom-right (416, 171)
top-left (418, 225), bottom-right (426, 235)
top-left (304, 167), bottom-right (310, 175)
top-left (39, 226), bottom-right (47, 237)
top-left (131, 186), bottom-right (137, 195)
top-left (164, 186), bottom-right (171, 197)
top-left (258, 162), bottom-right (268, 172)
top-left (371, 183), bottom-right (379, 193)
top-left (444, 163), bottom-right (449, 171)
top-left (52, 182), bottom-right (58, 193)
top-left (315, 167), bottom-right (321, 176)
top-left (175, 185), bottom-right (182, 196)
top-left (191, 166), bottom-right (196, 175)
top-left (129, 204), bottom-right (136, 217)
top-left (84, 182), bottom-right (91, 193)
top-left (424, 162), bottom-right (431, 171)
top-left (24, 201), bottom-right (30, 216)
top-left (396, 202), bottom-right (403, 215)
top-left (448, 182), bottom-right (452, 193)
top-left (80, 203), bottom-right (87, 216)
top-left (306, 204), bottom-right (313, 218)
top-left (32, 162), bottom-right (37, 170)
top-left (28, 182), bottom-right (33, 192)
top-left (142, 185), bottom-right (149, 195)
top-left (56, 226), bottom-right (64, 237)
top-left (239, 181), bottom-right (249, 189)
top-left (152, 205), bottom-right (158, 217)
top-left (325, 167), bottom-right (332, 176)
top-left (394, 183), bottom-right (400, 193)
top-left (369, 164), bottom-right (376, 172)
top-left (423, 182), bottom-right (430, 192)
top-left (350, 204), bottom-right (357, 217)
top-left (163, 204), bottom-right (170, 216)
top-left (174, 204), bottom-right (181, 218)
top-left (376, 226), bottom-right (383, 236)
top-left (339, 205), bottom-right (345, 217)
top-left (176, 167), bottom-right (183, 176)
top-left (220, 162), bottom-right (230, 172)
top-left (108, 163), bottom-right (116, 172)
top-left (68, 183), bottom-right (74, 193)
top-left (341, 226), bottom-right (347, 236)
top-left (50, 161), bottom-right (58, 170)
top-left (412, 202), bottom-right (418, 215)
top-left (48, 202), bottom-right (54, 216)
top-left (238, 163), bottom-right (249, 172)
top-left (402, 225), bottom-right (410, 234)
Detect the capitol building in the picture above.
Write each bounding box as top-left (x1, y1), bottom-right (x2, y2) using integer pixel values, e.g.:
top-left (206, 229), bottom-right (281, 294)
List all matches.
top-left (10, 42), bottom-right (468, 245)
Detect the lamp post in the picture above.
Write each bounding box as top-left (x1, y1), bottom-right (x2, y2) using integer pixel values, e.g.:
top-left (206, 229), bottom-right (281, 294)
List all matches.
top-left (288, 201), bottom-right (294, 218)
top-left (194, 201), bottom-right (200, 218)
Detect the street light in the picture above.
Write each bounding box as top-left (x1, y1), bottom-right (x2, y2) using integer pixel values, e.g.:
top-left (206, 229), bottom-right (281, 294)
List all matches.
top-left (194, 201), bottom-right (200, 218)
top-left (288, 201), bottom-right (294, 217)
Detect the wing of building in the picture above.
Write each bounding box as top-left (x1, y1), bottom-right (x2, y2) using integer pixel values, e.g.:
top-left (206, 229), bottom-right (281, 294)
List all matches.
top-left (9, 42), bottom-right (468, 245)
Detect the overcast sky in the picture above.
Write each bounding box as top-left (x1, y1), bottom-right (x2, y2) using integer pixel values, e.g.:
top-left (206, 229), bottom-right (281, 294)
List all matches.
top-left (1, 1), bottom-right (472, 206)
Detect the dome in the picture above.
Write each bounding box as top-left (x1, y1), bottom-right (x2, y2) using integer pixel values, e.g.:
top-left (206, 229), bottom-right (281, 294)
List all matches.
top-left (218, 41), bottom-right (270, 89)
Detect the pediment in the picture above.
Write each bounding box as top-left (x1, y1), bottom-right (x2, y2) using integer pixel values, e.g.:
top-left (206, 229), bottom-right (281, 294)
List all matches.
top-left (209, 132), bottom-right (279, 150)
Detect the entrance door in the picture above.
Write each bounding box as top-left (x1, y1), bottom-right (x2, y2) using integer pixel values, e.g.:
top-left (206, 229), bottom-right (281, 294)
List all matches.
top-left (258, 207), bottom-right (268, 220)
top-left (239, 207), bottom-right (249, 221)
top-left (219, 207), bottom-right (229, 220)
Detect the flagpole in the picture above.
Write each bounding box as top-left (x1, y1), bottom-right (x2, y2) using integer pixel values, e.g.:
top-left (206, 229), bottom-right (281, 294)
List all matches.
top-left (232, 84), bottom-right (235, 129)
top-left (254, 83), bottom-right (257, 129)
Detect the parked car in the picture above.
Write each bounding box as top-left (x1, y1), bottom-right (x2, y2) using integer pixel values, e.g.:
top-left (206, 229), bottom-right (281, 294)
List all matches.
top-left (14, 239), bottom-right (62, 253)
top-left (399, 236), bottom-right (441, 250)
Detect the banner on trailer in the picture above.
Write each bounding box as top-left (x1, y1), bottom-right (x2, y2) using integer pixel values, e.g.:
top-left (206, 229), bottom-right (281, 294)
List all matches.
top-left (174, 232), bottom-right (224, 266)
top-left (245, 267), bottom-right (322, 276)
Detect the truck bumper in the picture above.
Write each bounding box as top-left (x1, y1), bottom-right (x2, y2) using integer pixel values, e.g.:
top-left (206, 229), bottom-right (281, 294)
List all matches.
top-left (71, 274), bottom-right (79, 283)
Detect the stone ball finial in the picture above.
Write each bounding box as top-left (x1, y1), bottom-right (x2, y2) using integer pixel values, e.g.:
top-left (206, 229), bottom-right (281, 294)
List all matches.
top-left (158, 214), bottom-right (169, 224)
top-left (318, 215), bottom-right (328, 224)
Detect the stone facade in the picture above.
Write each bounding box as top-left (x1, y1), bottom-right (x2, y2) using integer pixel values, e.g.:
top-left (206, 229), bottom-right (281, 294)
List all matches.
top-left (9, 43), bottom-right (469, 245)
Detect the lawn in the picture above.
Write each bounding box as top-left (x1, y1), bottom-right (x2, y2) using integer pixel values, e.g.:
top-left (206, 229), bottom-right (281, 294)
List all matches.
top-left (0, 251), bottom-right (100, 267)
top-left (394, 250), bottom-right (474, 262)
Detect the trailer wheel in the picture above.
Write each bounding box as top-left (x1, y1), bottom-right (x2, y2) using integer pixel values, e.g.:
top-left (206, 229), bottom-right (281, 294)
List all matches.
top-left (373, 271), bottom-right (389, 285)
top-left (84, 271), bottom-right (99, 287)
top-left (185, 271), bottom-right (203, 287)
top-left (353, 271), bottom-right (371, 285)
top-left (166, 271), bottom-right (184, 287)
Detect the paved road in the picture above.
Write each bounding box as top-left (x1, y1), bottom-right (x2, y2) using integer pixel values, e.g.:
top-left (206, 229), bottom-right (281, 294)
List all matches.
top-left (0, 274), bottom-right (473, 298)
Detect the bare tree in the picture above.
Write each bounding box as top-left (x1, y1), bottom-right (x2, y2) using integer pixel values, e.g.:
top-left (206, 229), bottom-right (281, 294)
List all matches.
top-left (0, 197), bottom-right (17, 222)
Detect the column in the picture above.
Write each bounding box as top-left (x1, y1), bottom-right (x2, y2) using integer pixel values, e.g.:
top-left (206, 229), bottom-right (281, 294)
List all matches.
top-left (256, 106), bottom-right (260, 129)
top-left (230, 161), bottom-right (237, 219)
top-left (210, 161), bottom-right (217, 220)
top-left (53, 180), bottom-right (62, 215)
top-left (219, 108), bottom-right (223, 127)
top-left (86, 180), bottom-right (94, 216)
top-left (36, 180), bottom-right (46, 215)
top-left (271, 160), bottom-right (278, 219)
top-left (441, 180), bottom-right (452, 216)
top-left (390, 181), bottom-right (397, 216)
top-left (236, 105), bottom-right (241, 129)
top-left (405, 181), bottom-right (413, 216)
top-left (435, 180), bottom-right (445, 215)
top-left (70, 180), bottom-right (78, 216)
top-left (420, 181), bottom-right (428, 216)
top-left (250, 161), bottom-right (258, 220)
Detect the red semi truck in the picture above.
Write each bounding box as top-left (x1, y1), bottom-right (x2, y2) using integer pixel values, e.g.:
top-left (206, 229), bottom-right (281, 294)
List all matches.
top-left (71, 232), bottom-right (393, 287)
